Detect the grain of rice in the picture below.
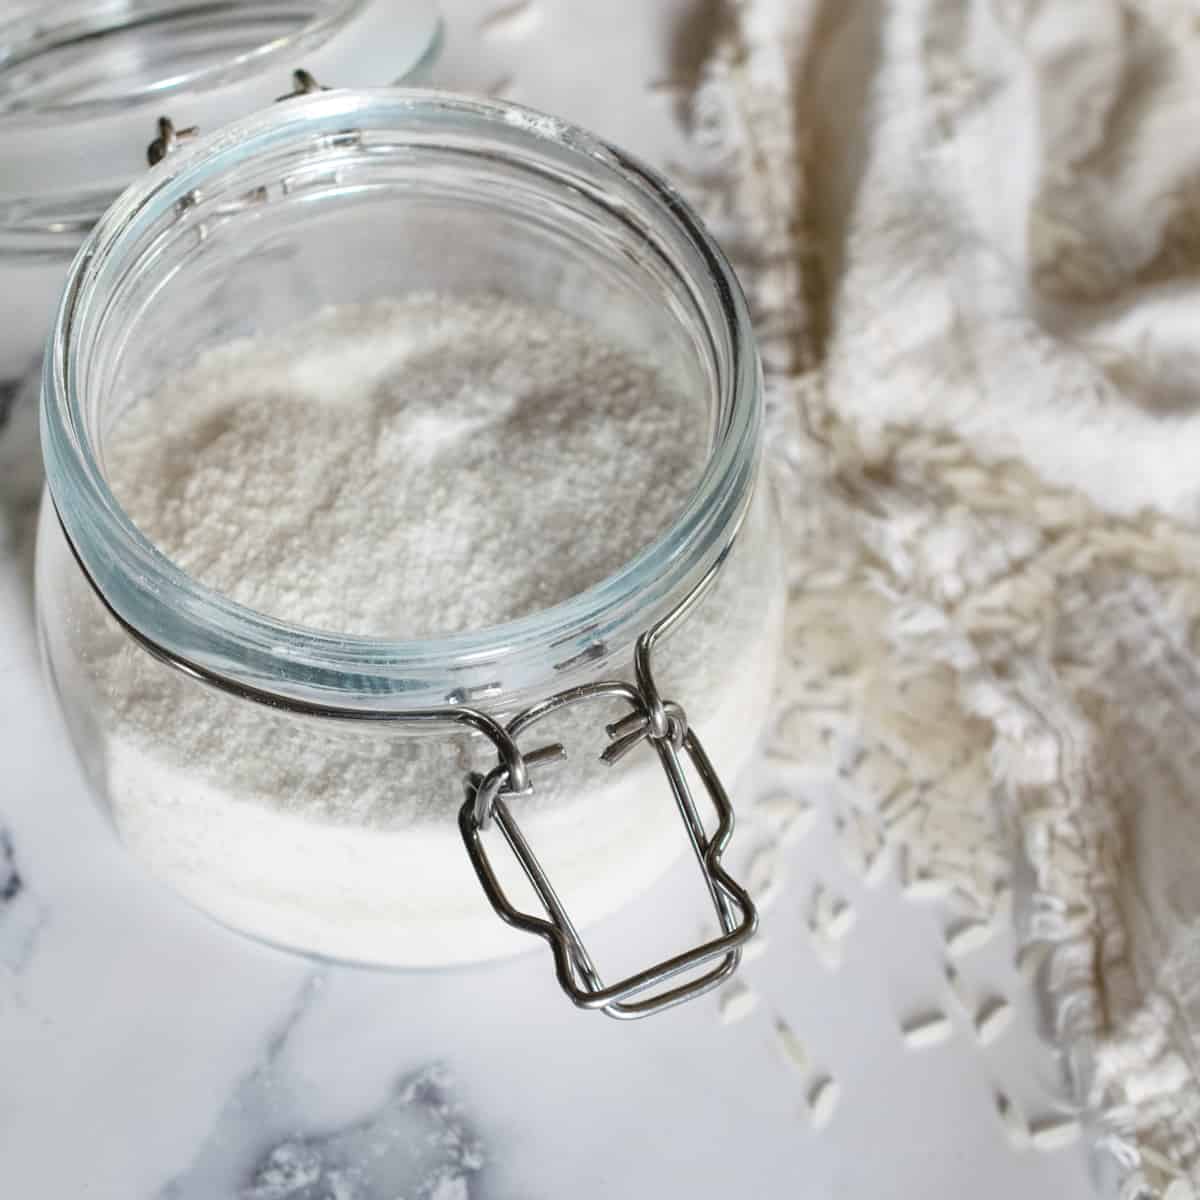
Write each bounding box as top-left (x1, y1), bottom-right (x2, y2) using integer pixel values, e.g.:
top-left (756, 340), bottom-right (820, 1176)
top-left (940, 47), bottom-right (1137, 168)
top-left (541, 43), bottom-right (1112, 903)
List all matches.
top-left (944, 963), bottom-right (972, 1012)
top-left (825, 899), bottom-right (857, 942)
top-left (1016, 940), bottom-right (1052, 981)
top-left (973, 997), bottom-right (1013, 1045)
top-left (901, 1010), bottom-right (954, 1049)
top-left (995, 1091), bottom-right (1029, 1150)
top-left (772, 1017), bottom-right (809, 1073)
top-left (807, 1076), bottom-right (839, 1129)
top-left (946, 919), bottom-right (993, 958)
top-left (1028, 1115), bottom-right (1082, 1151)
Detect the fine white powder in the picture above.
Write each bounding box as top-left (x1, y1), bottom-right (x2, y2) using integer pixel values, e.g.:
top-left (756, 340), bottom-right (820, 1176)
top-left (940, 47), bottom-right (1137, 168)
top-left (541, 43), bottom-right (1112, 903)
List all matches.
top-left (105, 296), bottom-right (710, 638)
top-left (74, 295), bottom-right (783, 965)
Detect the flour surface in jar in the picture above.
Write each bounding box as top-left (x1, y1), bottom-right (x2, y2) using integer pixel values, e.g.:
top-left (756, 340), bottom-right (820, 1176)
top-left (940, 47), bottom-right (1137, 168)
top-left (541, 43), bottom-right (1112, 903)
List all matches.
top-left (105, 294), bottom-right (708, 636)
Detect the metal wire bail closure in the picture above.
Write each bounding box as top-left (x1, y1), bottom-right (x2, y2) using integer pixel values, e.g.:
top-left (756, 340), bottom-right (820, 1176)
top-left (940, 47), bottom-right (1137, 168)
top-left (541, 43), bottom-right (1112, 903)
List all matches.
top-left (56, 492), bottom-right (759, 1020)
top-left (458, 596), bottom-right (759, 1020)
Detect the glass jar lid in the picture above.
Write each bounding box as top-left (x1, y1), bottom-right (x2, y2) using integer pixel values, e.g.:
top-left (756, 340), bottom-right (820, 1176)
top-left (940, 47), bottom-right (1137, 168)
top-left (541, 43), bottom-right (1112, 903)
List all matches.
top-left (0, 0), bottom-right (441, 255)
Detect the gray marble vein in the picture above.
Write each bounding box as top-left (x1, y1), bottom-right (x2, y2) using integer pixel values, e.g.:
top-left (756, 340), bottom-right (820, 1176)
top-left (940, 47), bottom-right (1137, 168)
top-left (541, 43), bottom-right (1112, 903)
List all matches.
top-left (0, 827), bottom-right (21, 904)
top-left (158, 972), bottom-right (483, 1200)
top-left (0, 823), bottom-right (44, 974)
top-left (158, 971), bottom-right (325, 1199)
top-left (239, 1065), bottom-right (483, 1200)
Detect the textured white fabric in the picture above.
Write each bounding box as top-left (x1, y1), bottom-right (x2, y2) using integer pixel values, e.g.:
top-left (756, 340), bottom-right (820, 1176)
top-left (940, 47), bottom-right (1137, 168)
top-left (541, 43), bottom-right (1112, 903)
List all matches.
top-left (682, 0), bottom-right (1200, 1193)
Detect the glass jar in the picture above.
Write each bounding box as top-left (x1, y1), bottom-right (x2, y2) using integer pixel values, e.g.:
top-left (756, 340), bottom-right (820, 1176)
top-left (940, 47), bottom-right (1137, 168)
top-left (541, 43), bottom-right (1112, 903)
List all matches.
top-left (37, 89), bottom-right (784, 1016)
top-left (0, 0), bottom-right (440, 473)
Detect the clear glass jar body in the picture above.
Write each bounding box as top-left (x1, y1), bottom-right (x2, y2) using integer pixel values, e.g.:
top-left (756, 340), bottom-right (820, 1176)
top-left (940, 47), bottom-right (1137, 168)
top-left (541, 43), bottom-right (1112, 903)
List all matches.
top-left (37, 90), bottom-right (784, 967)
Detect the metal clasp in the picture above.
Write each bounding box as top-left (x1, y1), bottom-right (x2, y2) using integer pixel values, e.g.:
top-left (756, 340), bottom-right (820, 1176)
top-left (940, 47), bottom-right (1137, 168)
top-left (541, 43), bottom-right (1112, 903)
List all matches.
top-left (146, 70), bottom-right (328, 166)
top-left (458, 623), bottom-right (758, 1019)
top-left (55, 480), bottom-right (757, 1022)
top-left (146, 116), bottom-right (199, 166)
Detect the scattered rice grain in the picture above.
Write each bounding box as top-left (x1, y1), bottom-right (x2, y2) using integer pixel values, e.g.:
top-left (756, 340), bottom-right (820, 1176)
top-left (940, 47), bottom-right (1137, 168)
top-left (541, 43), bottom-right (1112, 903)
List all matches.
top-left (863, 846), bottom-right (890, 887)
top-left (995, 1091), bottom-right (1029, 1150)
top-left (944, 963), bottom-right (972, 1012)
top-left (903, 874), bottom-right (955, 901)
top-left (973, 997), bottom-right (1013, 1045)
top-left (901, 1010), bottom-right (954, 1049)
top-left (807, 1076), bottom-right (839, 1129)
top-left (772, 1017), bottom-right (808, 1073)
top-left (479, 0), bottom-right (543, 38)
top-left (946, 919), bottom-right (993, 958)
top-left (826, 899), bottom-right (856, 942)
top-left (1016, 940), bottom-right (1052, 981)
top-left (1028, 1115), bottom-right (1082, 1151)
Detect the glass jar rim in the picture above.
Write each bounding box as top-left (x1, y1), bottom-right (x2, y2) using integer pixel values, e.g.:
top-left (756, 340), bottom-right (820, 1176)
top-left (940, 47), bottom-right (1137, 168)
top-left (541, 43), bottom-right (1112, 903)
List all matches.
top-left (42, 89), bottom-right (762, 709)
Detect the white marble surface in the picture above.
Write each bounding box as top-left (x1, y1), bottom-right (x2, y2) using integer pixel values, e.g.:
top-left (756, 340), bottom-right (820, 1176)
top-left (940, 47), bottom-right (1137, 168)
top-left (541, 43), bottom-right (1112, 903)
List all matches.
top-left (0, 2), bottom-right (1104, 1197)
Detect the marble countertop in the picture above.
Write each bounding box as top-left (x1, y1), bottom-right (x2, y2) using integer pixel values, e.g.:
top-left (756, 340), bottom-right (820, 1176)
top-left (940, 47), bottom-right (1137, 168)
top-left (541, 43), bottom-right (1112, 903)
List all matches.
top-left (0, 3), bottom-right (1104, 1197)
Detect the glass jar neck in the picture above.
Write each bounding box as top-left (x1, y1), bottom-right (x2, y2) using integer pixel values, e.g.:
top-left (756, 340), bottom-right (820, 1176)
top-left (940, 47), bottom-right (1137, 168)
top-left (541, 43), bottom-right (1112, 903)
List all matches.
top-left (42, 90), bottom-right (762, 712)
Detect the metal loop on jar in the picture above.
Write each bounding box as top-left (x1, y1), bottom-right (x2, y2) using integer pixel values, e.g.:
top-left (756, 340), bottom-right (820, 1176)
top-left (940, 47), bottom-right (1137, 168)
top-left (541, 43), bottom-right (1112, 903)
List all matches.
top-left (276, 68), bottom-right (328, 101)
top-left (147, 68), bottom-right (328, 170)
top-left (146, 117), bottom-right (199, 166)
